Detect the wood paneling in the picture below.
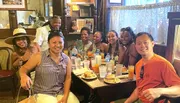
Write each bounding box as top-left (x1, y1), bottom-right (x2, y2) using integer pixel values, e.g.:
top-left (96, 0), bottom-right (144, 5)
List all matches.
top-left (166, 12), bottom-right (180, 63)
top-left (0, 29), bottom-right (12, 39)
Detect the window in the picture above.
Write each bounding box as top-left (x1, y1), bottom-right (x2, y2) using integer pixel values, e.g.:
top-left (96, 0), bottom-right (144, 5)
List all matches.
top-left (109, 0), bottom-right (180, 45)
top-left (125, 0), bottom-right (170, 6)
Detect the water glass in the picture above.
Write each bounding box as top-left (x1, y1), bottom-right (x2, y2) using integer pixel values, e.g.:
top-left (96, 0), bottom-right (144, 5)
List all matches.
top-left (83, 60), bottom-right (90, 69)
top-left (99, 65), bottom-right (107, 78)
top-left (106, 62), bottom-right (113, 73)
top-left (75, 58), bottom-right (81, 69)
top-left (116, 64), bottom-right (123, 76)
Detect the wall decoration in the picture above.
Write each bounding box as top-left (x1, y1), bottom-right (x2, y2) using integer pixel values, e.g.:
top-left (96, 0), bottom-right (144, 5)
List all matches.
top-left (0, 0), bottom-right (27, 10)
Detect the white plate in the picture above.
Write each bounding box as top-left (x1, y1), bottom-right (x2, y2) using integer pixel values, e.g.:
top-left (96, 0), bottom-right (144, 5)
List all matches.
top-left (116, 74), bottom-right (128, 79)
top-left (104, 78), bottom-right (121, 84)
top-left (81, 73), bottom-right (97, 80)
top-left (73, 68), bottom-right (89, 76)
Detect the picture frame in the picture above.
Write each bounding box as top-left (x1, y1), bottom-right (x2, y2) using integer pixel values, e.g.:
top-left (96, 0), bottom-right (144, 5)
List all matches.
top-left (77, 18), bottom-right (94, 33)
top-left (109, 0), bottom-right (121, 3)
top-left (0, 0), bottom-right (27, 10)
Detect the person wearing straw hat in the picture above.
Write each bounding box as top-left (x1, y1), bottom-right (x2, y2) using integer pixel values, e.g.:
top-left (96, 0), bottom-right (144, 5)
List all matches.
top-left (5, 28), bottom-right (40, 69)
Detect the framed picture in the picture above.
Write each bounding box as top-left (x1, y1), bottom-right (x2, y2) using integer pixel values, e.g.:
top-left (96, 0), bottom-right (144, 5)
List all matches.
top-left (0, 0), bottom-right (27, 10)
top-left (109, 0), bottom-right (121, 3)
top-left (77, 18), bottom-right (94, 33)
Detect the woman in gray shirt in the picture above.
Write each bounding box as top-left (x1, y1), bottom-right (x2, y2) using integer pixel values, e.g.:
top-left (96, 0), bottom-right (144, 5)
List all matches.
top-left (19, 31), bottom-right (79, 103)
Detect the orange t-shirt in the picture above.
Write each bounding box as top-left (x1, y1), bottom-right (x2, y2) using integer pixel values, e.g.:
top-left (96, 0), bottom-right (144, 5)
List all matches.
top-left (135, 54), bottom-right (180, 103)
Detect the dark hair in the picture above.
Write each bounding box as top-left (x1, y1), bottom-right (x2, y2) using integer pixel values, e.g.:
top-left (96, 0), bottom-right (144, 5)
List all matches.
top-left (108, 30), bottom-right (119, 38)
top-left (94, 31), bottom-right (106, 42)
top-left (120, 28), bottom-right (126, 32)
top-left (135, 32), bottom-right (154, 43)
top-left (48, 31), bottom-right (64, 42)
top-left (80, 27), bottom-right (91, 35)
top-left (124, 27), bottom-right (136, 41)
top-left (94, 31), bottom-right (103, 37)
top-left (12, 36), bottom-right (31, 55)
top-left (50, 15), bottom-right (61, 21)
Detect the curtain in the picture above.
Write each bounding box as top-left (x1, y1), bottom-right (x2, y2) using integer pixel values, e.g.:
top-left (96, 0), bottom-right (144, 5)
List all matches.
top-left (109, 1), bottom-right (180, 45)
top-left (174, 25), bottom-right (180, 59)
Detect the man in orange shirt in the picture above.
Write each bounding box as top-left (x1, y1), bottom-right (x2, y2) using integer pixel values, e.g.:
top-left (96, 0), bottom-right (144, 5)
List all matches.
top-left (125, 32), bottom-right (180, 103)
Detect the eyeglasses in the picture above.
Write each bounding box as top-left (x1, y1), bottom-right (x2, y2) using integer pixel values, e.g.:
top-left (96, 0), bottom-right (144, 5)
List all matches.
top-left (140, 65), bottom-right (144, 79)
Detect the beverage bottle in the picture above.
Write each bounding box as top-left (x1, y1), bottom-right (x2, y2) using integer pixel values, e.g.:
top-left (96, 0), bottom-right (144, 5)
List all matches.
top-left (105, 53), bottom-right (110, 62)
top-left (95, 49), bottom-right (101, 65)
top-left (71, 46), bottom-right (78, 56)
top-left (71, 54), bottom-right (76, 67)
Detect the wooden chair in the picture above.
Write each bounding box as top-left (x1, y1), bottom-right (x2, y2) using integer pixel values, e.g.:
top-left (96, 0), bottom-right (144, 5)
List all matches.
top-left (0, 47), bottom-right (17, 98)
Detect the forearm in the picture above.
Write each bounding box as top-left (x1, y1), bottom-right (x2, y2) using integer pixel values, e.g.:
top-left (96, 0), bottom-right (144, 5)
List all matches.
top-left (159, 85), bottom-right (180, 98)
top-left (63, 76), bottom-right (71, 98)
top-left (125, 88), bottom-right (139, 103)
top-left (19, 65), bottom-right (29, 78)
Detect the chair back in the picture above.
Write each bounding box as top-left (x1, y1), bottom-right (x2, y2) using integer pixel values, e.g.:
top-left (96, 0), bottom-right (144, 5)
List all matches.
top-left (173, 59), bottom-right (180, 77)
top-left (0, 47), bottom-right (13, 70)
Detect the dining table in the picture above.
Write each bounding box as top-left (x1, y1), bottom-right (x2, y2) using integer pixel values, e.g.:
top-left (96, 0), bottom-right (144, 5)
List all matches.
top-left (71, 70), bottom-right (136, 103)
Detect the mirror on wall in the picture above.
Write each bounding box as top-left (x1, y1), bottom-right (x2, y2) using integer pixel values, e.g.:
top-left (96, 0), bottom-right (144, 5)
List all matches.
top-left (16, 10), bottom-right (46, 28)
top-left (0, 10), bottom-right (10, 29)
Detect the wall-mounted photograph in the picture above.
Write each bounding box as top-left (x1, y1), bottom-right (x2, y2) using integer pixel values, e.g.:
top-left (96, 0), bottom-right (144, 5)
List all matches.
top-left (0, 0), bottom-right (26, 10)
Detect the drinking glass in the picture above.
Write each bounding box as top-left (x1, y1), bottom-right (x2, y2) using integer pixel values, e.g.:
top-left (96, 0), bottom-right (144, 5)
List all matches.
top-left (99, 65), bottom-right (107, 78)
top-left (116, 64), bottom-right (123, 76)
top-left (128, 65), bottom-right (134, 80)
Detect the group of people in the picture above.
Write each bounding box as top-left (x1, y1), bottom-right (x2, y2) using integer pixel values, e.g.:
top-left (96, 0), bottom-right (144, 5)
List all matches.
top-left (74, 26), bottom-right (140, 68)
top-left (4, 14), bottom-right (180, 103)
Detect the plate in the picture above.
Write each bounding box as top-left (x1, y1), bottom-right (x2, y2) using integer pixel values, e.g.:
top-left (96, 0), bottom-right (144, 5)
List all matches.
top-left (116, 74), bottom-right (128, 79)
top-left (73, 68), bottom-right (89, 76)
top-left (81, 73), bottom-right (97, 80)
top-left (104, 78), bottom-right (121, 84)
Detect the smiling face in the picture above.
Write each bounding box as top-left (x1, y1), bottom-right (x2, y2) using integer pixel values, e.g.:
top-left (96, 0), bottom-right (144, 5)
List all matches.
top-left (48, 36), bottom-right (64, 54)
top-left (107, 31), bottom-right (118, 44)
top-left (120, 31), bottom-right (132, 45)
top-left (14, 37), bottom-right (28, 48)
top-left (81, 30), bottom-right (89, 42)
top-left (50, 18), bottom-right (61, 30)
top-left (93, 32), bottom-right (102, 43)
top-left (135, 34), bottom-right (154, 57)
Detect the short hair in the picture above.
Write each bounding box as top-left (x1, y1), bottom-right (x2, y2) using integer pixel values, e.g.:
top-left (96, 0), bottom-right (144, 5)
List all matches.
top-left (135, 32), bottom-right (154, 43)
top-left (50, 15), bottom-right (61, 21)
top-left (48, 31), bottom-right (64, 42)
top-left (80, 27), bottom-right (91, 35)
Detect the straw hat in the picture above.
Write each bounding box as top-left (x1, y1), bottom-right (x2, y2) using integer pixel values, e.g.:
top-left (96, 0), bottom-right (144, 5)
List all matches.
top-left (4, 28), bottom-right (35, 45)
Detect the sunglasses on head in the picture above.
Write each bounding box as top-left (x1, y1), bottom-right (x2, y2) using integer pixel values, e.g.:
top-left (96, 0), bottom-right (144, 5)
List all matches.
top-left (140, 65), bottom-right (144, 79)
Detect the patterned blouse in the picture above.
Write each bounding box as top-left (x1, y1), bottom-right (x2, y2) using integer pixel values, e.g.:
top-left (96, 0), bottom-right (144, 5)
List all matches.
top-left (33, 50), bottom-right (68, 96)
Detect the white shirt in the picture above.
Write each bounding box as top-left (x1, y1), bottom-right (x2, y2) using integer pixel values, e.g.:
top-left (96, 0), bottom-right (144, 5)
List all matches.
top-left (34, 25), bottom-right (51, 51)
